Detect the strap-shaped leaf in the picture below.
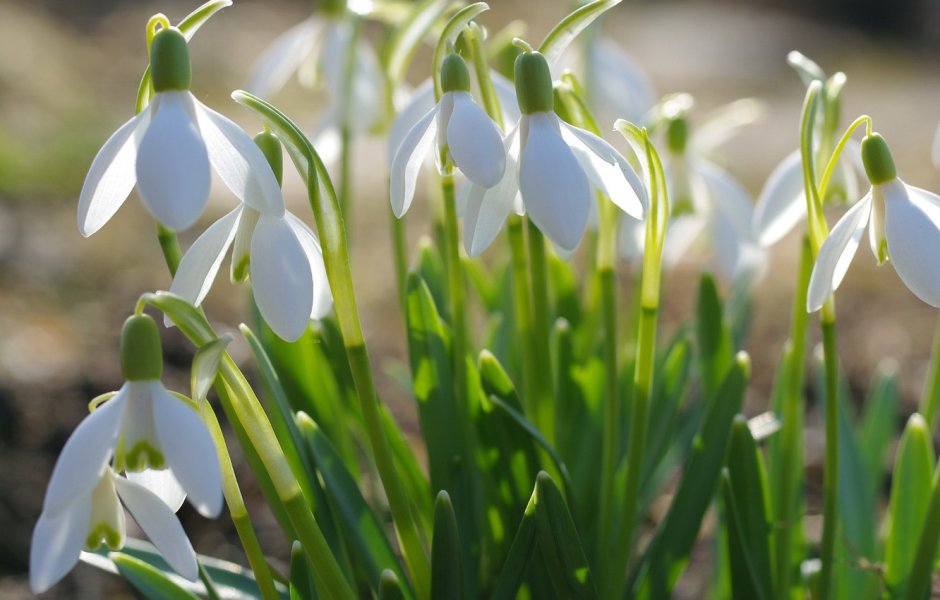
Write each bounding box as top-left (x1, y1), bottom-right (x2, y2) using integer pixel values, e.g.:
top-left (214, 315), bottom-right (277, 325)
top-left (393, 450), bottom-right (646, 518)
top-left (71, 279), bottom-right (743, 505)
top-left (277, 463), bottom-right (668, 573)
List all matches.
top-left (290, 541), bottom-right (317, 600)
top-left (111, 553), bottom-right (201, 600)
top-left (696, 273), bottom-right (734, 400)
top-left (432, 3), bottom-right (489, 98)
top-left (538, 0), bottom-right (621, 68)
top-left (491, 484), bottom-right (539, 600)
top-left (534, 472), bottom-right (597, 599)
top-left (431, 491), bottom-right (463, 599)
top-left (380, 569), bottom-right (407, 600)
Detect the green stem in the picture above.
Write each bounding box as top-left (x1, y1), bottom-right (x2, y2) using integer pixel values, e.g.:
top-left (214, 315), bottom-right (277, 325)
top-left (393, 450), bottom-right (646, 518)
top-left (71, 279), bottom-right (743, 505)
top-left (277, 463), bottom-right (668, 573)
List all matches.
top-left (389, 198), bottom-right (409, 314)
top-left (817, 115), bottom-right (872, 202)
top-left (339, 125), bottom-right (352, 226)
top-left (465, 22), bottom-right (503, 127)
top-left (526, 221), bottom-right (556, 443)
top-left (774, 234), bottom-right (813, 600)
top-left (508, 215), bottom-right (537, 416)
top-left (441, 171), bottom-right (470, 423)
top-left (918, 316), bottom-right (940, 429)
top-left (817, 308), bottom-right (839, 600)
top-left (904, 461), bottom-right (940, 600)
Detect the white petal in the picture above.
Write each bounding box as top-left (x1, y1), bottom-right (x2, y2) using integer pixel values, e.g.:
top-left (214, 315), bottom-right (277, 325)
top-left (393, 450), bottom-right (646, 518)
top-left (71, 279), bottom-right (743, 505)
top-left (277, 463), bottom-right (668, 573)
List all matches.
top-left (618, 214), bottom-right (645, 262)
top-left (463, 182), bottom-right (509, 257)
top-left (150, 383), bottom-right (222, 518)
top-left (806, 194), bottom-right (872, 312)
top-left (77, 109), bottom-right (151, 237)
top-left (126, 469), bottom-right (186, 513)
top-left (389, 104), bottom-right (439, 217)
top-left (388, 79), bottom-right (436, 165)
top-left (193, 100), bottom-right (284, 216)
top-left (346, 39), bottom-right (385, 133)
top-left (690, 98), bottom-right (765, 156)
top-left (245, 18), bottom-right (320, 98)
top-left (712, 209), bottom-right (767, 286)
top-left (284, 212), bottom-right (333, 319)
top-left (231, 206), bottom-right (260, 283)
top-left (136, 92), bottom-right (211, 231)
top-left (311, 110), bottom-right (342, 166)
top-left (29, 492), bottom-right (92, 593)
top-left (589, 38), bottom-right (655, 124)
top-left (559, 121), bottom-right (646, 219)
top-left (491, 70), bottom-right (522, 130)
top-left (446, 92), bottom-right (506, 188)
top-left (696, 159), bottom-right (754, 237)
top-left (114, 475), bottom-right (199, 581)
top-left (662, 214), bottom-right (708, 267)
top-left (518, 113), bottom-right (590, 252)
top-left (251, 216), bottom-right (314, 341)
top-left (753, 149), bottom-right (807, 246)
top-left (43, 392), bottom-right (124, 517)
top-left (884, 181), bottom-right (940, 307)
top-left (168, 207), bottom-right (242, 326)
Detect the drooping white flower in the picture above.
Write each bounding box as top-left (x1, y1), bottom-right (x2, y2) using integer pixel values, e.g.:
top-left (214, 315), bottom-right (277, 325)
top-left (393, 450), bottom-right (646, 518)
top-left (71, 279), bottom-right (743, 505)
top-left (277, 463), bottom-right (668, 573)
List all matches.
top-left (30, 468), bottom-right (199, 594)
top-left (78, 27), bottom-right (283, 236)
top-left (807, 133), bottom-right (940, 311)
top-left (461, 50), bottom-right (646, 256)
top-left (170, 132), bottom-right (333, 342)
top-left (390, 54), bottom-right (507, 218)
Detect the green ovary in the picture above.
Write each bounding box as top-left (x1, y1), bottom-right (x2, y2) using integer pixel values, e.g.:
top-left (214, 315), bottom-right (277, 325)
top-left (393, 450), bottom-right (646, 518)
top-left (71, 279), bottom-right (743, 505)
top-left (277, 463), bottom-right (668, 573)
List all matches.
top-left (116, 439), bottom-right (165, 471)
top-left (86, 523), bottom-right (123, 551)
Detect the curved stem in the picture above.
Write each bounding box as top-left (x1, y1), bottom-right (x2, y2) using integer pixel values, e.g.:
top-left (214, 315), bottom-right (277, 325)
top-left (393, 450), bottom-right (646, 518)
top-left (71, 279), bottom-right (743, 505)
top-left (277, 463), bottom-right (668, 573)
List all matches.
top-left (817, 115), bottom-right (872, 201)
top-left (817, 305), bottom-right (839, 600)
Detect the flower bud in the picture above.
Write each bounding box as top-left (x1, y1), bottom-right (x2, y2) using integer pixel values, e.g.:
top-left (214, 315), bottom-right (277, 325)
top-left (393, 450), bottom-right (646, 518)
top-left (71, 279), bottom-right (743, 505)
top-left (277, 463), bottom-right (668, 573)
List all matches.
top-left (861, 133), bottom-right (897, 185)
top-left (150, 28), bottom-right (191, 92)
top-left (514, 51), bottom-right (554, 115)
top-left (120, 314), bottom-right (163, 381)
top-left (254, 131), bottom-right (284, 187)
top-left (441, 54), bottom-right (471, 94)
top-left (666, 117), bottom-right (688, 154)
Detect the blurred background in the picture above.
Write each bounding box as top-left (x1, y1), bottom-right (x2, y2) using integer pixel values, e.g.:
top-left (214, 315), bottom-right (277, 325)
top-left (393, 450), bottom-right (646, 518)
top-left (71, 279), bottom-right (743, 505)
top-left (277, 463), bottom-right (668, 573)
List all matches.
top-left (2, 0), bottom-right (940, 597)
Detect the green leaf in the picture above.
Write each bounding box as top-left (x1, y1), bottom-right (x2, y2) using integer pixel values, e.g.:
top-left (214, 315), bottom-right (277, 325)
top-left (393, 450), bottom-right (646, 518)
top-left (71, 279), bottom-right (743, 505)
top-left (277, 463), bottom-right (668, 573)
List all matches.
top-left (629, 353), bottom-right (750, 599)
top-left (549, 253), bottom-right (582, 332)
top-left (538, 0), bottom-right (621, 68)
top-left (380, 569), bottom-right (407, 600)
top-left (432, 2), bottom-right (490, 98)
top-left (380, 402), bottom-right (434, 538)
top-left (722, 417), bottom-right (774, 600)
top-left (534, 472), bottom-right (597, 599)
top-left (696, 272), bottom-right (734, 400)
top-left (111, 553), bottom-right (201, 600)
top-left (885, 414), bottom-right (935, 596)
top-left (417, 237), bottom-right (449, 321)
top-left (291, 541), bottom-right (317, 600)
top-left (191, 334), bottom-right (231, 402)
top-left (491, 485), bottom-right (539, 600)
top-left (295, 413), bottom-right (414, 598)
top-left (858, 361), bottom-right (899, 498)
top-left (431, 491), bottom-right (463, 600)
top-left (383, 0), bottom-right (453, 85)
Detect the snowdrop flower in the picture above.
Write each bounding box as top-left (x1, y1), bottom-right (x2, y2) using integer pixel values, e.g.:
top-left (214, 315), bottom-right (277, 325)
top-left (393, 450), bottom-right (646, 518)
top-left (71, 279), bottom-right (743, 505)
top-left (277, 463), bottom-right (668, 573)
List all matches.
top-left (170, 131), bottom-right (332, 342)
top-left (78, 27), bottom-right (282, 235)
top-left (808, 133), bottom-right (940, 311)
top-left (753, 52), bottom-right (864, 246)
top-left (619, 99), bottom-right (766, 285)
top-left (462, 50), bottom-right (646, 256)
top-left (390, 54), bottom-right (507, 218)
top-left (30, 468), bottom-right (199, 594)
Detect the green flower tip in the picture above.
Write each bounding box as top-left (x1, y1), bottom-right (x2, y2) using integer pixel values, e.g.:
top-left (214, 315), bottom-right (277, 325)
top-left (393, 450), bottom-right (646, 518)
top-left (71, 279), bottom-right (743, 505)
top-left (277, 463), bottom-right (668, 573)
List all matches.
top-left (514, 51), bottom-right (553, 115)
top-left (441, 54), bottom-right (471, 94)
top-left (253, 131), bottom-right (284, 186)
top-left (666, 117), bottom-right (688, 154)
top-left (150, 27), bottom-right (191, 92)
top-left (861, 133), bottom-right (897, 185)
top-left (120, 314), bottom-right (163, 381)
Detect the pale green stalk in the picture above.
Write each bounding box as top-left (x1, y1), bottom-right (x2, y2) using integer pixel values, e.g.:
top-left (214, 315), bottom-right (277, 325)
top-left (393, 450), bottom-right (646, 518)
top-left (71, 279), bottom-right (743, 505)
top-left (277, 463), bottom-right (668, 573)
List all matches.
top-left (526, 222), bottom-right (557, 443)
top-left (440, 169), bottom-right (470, 421)
top-left (919, 320), bottom-right (940, 428)
top-left (507, 215), bottom-right (538, 416)
top-left (337, 15), bottom-right (360, 223)
top-left (389, 198), bottom-right (409, 312)
top-left (904, 462), bottom-right (940, 600)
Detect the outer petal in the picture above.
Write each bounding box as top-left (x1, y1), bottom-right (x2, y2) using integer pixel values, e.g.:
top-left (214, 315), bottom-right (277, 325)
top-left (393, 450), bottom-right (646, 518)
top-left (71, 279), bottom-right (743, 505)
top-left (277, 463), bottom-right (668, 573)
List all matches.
top-left (491, 70), bottom-right (522, 130)
top-left (388, 79), bottom-right (436, 165)
top-left (126, 469), bottom-right (186, 513)
top-left (43, 391), bottom-right (125, 517)
top-left (463, 182), bottom-right (510, 257)
top-left (558, 121), bottom-right (646, 219)
top-left (806, 193), bottom-right (872, 312)
top-left (884, 182), bottom-right (940, 307)
top-left (696, 159), bottom-right (754, 236)
top-left (168, 206), bottom-right (242, 324)
top-left (618, 214), bottom-right (645, 262)
top-left (518, 113), bottom-right (590, 252)
top-left (29, 493), bottom-right (92, 593)
top-left (446, 92), bottom-right (506, 188)
top-left (136, 92), bottom-right (211, 231)
top-left (389, 104), bottom-right (439, 217)
top-left (245, 18), bottom-right (320, 98)
top-left (712, 209), bottom-right (767, 286)
top-left (114, 476), bottom-right (199, 581)
top-left (590, 38), bottom-right (655, 124)
top-left (284, 212), bottom-right (333, 319)
top-left (78, 109), bottom-right (151, 237)
top-left (193, 100), bottom-right (284, 216)
top-left (662, 214), bottom-right (708, 268)
top-left (151, 383), bottom-right (222, 518)
top-left (311, 109), bottom-right (342, 166)
top-left (753, 149), bottom-right (806, 246)
top-left (251, 216), bottom-right (314, 341)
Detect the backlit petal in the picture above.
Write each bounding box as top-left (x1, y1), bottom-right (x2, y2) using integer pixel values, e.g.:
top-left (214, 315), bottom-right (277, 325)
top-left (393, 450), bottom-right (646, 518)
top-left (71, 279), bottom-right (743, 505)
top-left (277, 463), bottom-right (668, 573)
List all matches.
top-left (251, 216), bottom-right (314, 341)
top-left (518, 113), bottom-right (590, 252)
top-left (245, 18), bottom-right (320, 98)
top-left (126, 469), bottom-right (186, 513)
top-left (136, 92), bottom-right (210, 231)
top-left (753, 149), bottom-right (806, 246)
top-left (151, 383), bottom-right (222, 518)
top-left (696, 159), bottom-right (754, 236)
top-left (114, 476), bottom-right (199, 581)
top-left (491, 71), bottom-right (521, 130)
top-left (388, 79), bottom-right (436, 165)
top-left (285, 212), bottom-right (333, 319)
top-left (77, 109), bottom-right (151, 237)
top-left (806, 193), bottom-right (872, 312)
top-left (618, 215), bottom-right (645, 262)
top-left (390, 104), bottom-right (439, 217)
top-left (446, 92), bottom-right (505, 188)
top-left (29, 493), bottom-right (92, 593)
top-left (884, 181), bottom-right (940, 307)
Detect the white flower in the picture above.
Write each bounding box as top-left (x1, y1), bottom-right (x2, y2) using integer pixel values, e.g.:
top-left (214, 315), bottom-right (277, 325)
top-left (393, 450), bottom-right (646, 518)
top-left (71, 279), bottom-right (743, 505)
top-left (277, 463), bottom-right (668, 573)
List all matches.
top-left (461, 51), bottom-right (646, 256)
top-left (170, 133), bottom-right (333, 342)
top-left (30, 468), bottom-right (199, 594)
top-left (390, 55), bottom-right (507, 219)
top-left (807, 134), bottom-right (940, 311)
top-left (78, 27), bottom-right (282, 235)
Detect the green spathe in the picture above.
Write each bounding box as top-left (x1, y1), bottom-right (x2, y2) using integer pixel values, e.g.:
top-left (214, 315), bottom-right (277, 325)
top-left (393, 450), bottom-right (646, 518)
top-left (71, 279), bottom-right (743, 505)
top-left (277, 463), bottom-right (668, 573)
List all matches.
top-left (514, 51), bottom-right (554, 115)
top-left (121, 314), bottom-right (164, 381)
top-left (253, 131), bottom-right (284, 186)
top-left (861, 133), bottom-right (897, 185)
top-left (441, 54), bottom-right (471, 93)
top-left (150, 28), bottom-right (191, 92)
